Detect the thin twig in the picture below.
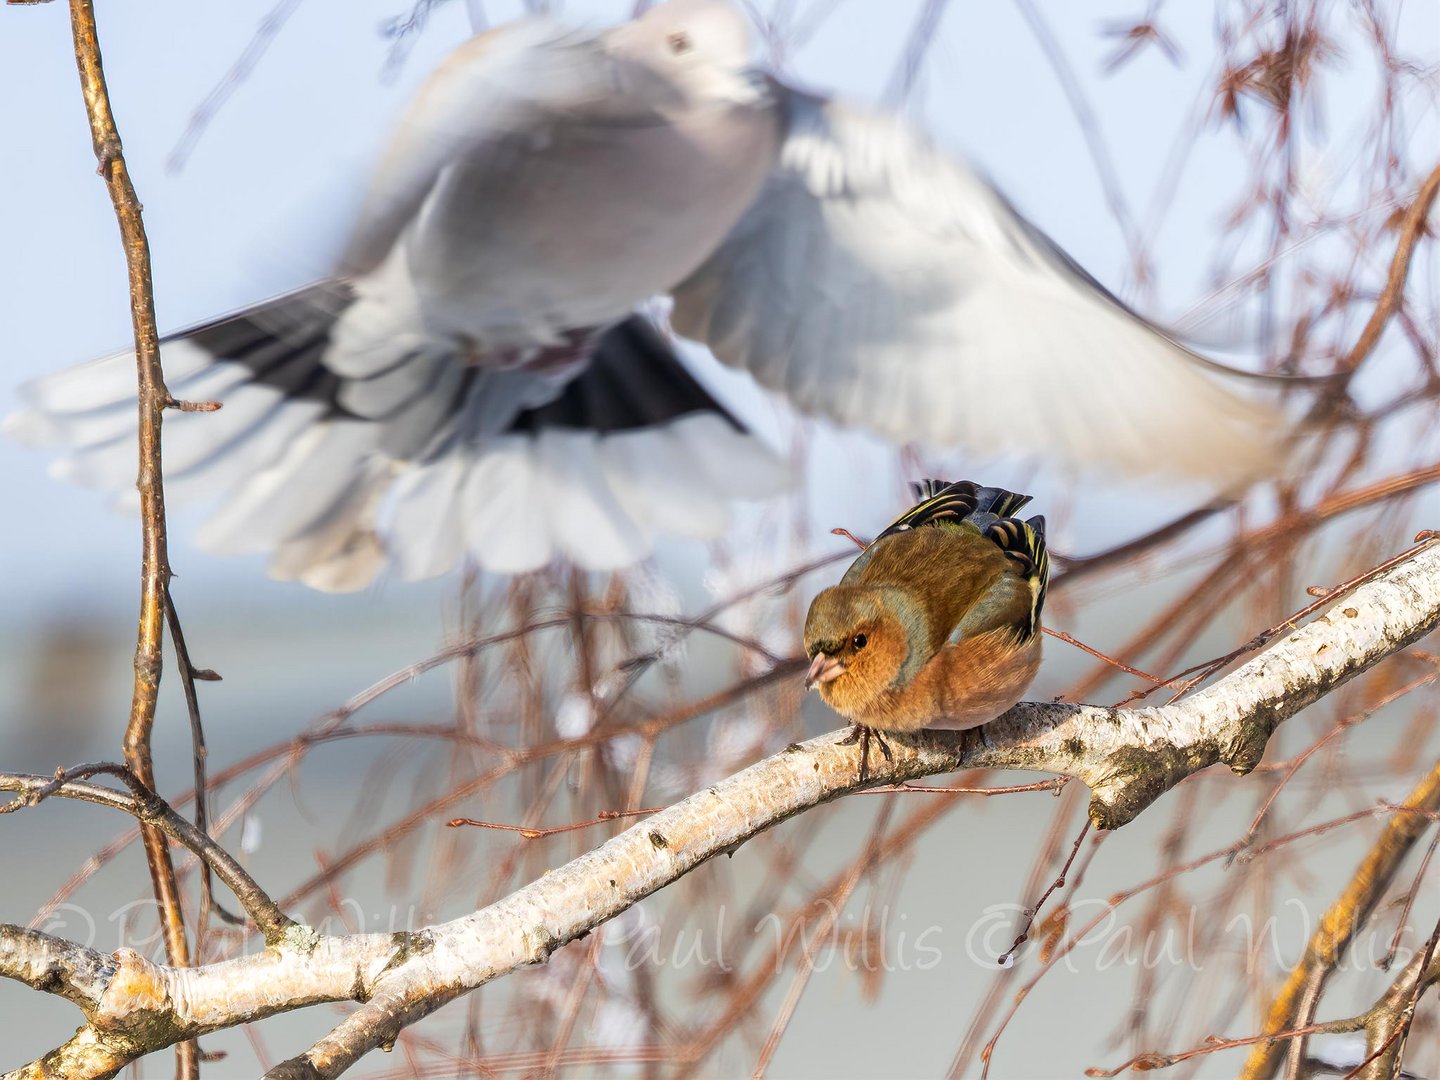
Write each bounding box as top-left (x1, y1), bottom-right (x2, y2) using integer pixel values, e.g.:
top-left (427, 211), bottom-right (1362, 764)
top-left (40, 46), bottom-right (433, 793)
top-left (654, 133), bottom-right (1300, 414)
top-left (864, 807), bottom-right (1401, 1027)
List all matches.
top-left (65, 3), bottom-right (196, 1074)
top-left (1336, 162), bottom-right (1440, 376)
top-left (446, 807), bottom-right (666, 840)
top-left (1042, 628), bottom-right (1173, 686)
top-left (1085, 1017), bottom-right (1369, 1077)
top-left (1381, 828), bottom-right (1440, 970)
top-left (998, 818), bottom-right (1093, 966)
top-left (857, 778), bottom-right (1071, 796)
top-left (164, 586), bottom-right (242, 936)
top-left (0, 768), bottom-right (294, 943)
top-left (165, 0), bottom-right (306, 172)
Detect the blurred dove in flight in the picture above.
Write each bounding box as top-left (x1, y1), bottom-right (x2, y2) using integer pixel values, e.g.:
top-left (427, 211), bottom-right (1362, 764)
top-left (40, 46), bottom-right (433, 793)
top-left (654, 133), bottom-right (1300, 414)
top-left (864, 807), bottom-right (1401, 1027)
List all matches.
top-left (8, 0), bottom-right (1281, 591)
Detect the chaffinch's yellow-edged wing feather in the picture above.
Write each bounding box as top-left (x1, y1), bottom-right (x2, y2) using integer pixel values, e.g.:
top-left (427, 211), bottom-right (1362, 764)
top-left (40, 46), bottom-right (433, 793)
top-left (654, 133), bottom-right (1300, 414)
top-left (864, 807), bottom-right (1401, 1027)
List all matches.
top-left (981, 514), bottom-right (1049, 639)
top-left (875, 478), bottom-right (1032, 540)
top-left (841, 479), bottom-right (1048, 650)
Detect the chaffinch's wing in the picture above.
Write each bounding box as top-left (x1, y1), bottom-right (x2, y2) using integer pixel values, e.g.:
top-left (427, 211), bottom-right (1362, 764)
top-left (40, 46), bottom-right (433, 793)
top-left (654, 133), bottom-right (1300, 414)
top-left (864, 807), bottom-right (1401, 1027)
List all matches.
top-left (844, 480), bottom-right (1048, 652)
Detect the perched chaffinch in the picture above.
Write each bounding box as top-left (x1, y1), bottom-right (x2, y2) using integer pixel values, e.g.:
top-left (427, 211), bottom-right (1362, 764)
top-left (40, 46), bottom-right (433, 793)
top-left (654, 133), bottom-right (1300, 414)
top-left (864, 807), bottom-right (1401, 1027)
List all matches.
top-left (803, 479), bottom-right (1049, 778)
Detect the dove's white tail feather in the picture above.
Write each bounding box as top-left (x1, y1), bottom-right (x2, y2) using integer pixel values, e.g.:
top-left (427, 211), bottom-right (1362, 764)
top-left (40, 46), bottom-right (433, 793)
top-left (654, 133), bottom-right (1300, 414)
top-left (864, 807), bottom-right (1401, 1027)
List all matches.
top-left (460, 437), bottom-right (548, 577)
top-left (7, 290), bottom-right (789, 590)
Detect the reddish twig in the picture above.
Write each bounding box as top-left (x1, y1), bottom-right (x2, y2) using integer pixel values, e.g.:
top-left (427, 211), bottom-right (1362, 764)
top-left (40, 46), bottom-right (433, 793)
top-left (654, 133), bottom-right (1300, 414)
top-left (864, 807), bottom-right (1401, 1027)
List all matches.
top-left (1042, 627), bottom-right (1173, 686)
top-left (447, 807), bottom-right (666, 840)
top-left (998, 818), bottom-right (1093, 966)
top-left (1085, 1018), bottom-right (1368, 1077)
top-left (1336, 162), bottom-right (1440, 376)
top-left (1381, 828), bottom-right (1440, 970)
top-left (858, 778), bottom-right (1071, 796)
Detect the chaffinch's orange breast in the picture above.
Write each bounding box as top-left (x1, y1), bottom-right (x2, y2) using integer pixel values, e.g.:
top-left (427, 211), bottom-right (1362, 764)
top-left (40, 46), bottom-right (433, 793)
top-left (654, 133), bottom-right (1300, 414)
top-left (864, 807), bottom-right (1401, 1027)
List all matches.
top-left (834, 628), bottom-right (1041, 733)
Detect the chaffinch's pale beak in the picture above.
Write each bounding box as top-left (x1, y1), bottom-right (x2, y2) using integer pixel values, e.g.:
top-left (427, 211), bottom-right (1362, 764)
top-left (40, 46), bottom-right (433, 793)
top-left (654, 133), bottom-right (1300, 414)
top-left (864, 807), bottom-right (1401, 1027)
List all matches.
top-left (805, 653), bottom-right (845, 690)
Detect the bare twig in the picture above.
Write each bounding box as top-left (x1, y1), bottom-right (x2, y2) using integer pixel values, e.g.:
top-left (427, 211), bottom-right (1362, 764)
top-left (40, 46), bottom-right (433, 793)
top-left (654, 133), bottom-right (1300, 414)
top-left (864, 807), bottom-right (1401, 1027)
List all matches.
top-left (165, 0), bottom-right (307, 172)
top-left (64, 3), bottom-right (197, 1074)
top-left (1336, 162), bottom-right (1440, 377)
top-left (0, 768), bottom-right (294, 943)
top-left (857, 778), bottom-right (1071, 796)
top-left (1085, 1017), bottom-right (1369, 1077)
top-left (447, 807), bottom-right (666, 840)
top-left (998, 819), bottom-right (1093, 966)
top-left (163, 586), bottom-right (239, 939)
top-left (1042, 627), bottom-right (1173, 686)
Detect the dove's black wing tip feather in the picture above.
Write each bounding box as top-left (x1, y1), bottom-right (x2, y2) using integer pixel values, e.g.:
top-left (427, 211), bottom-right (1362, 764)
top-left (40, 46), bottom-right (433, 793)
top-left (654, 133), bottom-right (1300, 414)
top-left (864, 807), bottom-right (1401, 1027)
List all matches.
top-left (508, 316), bottom-right (746, 436)
top-left (180, 283), bottom-right (349, 410)
top-left (184, 293), bottom-right (747, 439)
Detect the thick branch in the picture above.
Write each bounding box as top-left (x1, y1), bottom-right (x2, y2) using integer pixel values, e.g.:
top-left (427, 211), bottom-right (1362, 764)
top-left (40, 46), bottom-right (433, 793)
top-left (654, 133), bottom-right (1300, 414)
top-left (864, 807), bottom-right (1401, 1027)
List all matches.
top-left (0, 926), bottom-right (112, 1012)
top-left (1, 931), bottom-right (402, 1079)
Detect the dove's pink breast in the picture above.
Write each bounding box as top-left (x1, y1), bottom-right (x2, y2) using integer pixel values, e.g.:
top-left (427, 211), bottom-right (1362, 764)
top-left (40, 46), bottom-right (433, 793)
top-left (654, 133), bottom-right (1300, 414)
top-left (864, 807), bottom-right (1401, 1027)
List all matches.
top-left (397, 100), bottom-right (782, 352)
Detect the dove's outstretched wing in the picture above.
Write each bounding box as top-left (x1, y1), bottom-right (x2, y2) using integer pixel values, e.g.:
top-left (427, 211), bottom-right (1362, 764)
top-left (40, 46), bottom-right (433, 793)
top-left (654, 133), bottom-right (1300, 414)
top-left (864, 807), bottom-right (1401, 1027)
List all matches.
top-left (671, 89), bottom-right (1282, 483)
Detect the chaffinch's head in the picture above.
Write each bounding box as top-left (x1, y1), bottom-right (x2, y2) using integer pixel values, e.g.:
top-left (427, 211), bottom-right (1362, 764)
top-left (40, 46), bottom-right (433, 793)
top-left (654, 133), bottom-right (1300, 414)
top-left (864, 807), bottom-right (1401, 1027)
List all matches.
top-left (803, 586), bottom-right (923, 716)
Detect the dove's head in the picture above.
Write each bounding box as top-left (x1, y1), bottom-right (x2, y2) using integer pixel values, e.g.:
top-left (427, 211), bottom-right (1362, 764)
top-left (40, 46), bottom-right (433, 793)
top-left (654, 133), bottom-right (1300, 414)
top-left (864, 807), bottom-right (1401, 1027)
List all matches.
top-left (608, 1), bottom-right (758, 99)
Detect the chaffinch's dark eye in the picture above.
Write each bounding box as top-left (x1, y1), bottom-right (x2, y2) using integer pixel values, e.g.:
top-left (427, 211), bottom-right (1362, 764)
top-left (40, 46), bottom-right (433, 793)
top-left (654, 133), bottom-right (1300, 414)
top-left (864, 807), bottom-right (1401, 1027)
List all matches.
top-left (852, 633), bottom-right (868, 650)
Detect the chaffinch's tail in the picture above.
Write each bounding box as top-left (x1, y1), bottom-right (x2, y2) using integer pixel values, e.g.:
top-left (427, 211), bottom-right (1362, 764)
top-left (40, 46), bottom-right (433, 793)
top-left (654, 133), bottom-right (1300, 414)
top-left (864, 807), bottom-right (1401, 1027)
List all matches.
top-left (981, 514), bottom-right (1049, 637)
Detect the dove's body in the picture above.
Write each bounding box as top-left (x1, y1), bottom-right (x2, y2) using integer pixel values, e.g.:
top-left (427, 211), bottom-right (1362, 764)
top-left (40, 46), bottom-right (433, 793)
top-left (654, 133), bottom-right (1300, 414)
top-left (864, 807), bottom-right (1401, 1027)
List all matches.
top-left (404, 113), bottom-right (777, 345)
top-left (11, 0), bottom-right (1282, 591)
top-left (359, 23), bottom-right (782, 353)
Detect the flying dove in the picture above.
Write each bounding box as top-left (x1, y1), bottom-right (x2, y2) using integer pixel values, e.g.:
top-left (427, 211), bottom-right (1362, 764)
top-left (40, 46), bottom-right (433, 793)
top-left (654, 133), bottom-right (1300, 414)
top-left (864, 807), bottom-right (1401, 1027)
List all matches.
top-left (8, 0), bottom-right (1281, 591)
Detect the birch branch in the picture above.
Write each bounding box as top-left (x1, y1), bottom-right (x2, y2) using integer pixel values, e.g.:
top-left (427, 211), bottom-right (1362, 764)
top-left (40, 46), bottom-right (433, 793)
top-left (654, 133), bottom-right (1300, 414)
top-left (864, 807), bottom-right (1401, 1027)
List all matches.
top-left (0, 930), bottom-right (404, 1079)
top-left (267, 540), bottom-right (1440, 1075)
top-left (5, 538), bottom-right (1437, 1077)
top-left (0, 926), bottom-right (111, 1012)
